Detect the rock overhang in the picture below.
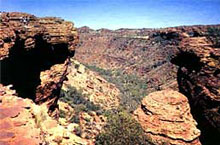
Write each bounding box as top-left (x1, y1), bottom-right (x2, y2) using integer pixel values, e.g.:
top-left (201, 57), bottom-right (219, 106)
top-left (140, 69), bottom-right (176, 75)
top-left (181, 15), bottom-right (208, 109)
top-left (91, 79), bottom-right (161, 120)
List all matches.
top-left (0, 12), bottom-right (79, 116)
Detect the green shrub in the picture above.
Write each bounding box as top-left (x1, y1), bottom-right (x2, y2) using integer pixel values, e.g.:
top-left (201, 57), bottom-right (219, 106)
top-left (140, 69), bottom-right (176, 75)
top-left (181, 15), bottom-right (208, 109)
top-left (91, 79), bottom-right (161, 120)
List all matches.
top-left (95, 110), bottom-right (152, 145)
top-left (59, 109), bottom-right (66, 118)
top-left (207, 27), bottom-right (220, 47)
top-left (60, 86), bottom-right (101, 123)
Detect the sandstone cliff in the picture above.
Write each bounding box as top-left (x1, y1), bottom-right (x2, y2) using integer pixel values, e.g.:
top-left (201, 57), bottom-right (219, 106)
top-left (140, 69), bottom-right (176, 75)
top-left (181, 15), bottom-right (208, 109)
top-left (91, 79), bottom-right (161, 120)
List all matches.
top-left (170, 27), bottom-right (220, 144)
top-left (0, 12), bottom-right (78, 116)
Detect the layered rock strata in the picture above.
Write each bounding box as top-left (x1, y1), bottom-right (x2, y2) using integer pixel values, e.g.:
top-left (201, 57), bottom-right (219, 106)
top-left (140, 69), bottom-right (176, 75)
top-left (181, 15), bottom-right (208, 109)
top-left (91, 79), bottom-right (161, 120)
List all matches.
top-left (171, 32), bottom-right (220, 143)
top-left (133, 90), bottom-right (201, 145)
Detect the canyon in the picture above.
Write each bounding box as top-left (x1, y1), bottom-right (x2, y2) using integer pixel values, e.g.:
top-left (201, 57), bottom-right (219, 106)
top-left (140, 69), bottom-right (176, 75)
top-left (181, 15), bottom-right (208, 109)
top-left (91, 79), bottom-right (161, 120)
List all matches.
top-left (0, 12), bottom-right (219, 145)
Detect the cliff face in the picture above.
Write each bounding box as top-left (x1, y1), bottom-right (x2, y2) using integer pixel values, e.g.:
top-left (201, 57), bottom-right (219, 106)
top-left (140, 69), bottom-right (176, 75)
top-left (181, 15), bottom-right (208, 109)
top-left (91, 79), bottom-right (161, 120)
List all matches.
top-left (171, 27), bottom-right (220, 144)
top-left (0, 12), bottom-right (78, 116)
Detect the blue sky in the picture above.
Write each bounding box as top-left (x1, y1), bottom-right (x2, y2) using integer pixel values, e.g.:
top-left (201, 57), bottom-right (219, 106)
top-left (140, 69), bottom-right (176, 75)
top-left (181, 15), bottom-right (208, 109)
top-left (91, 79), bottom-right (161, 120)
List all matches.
top-left (0, 0), bottom-right (220, 29)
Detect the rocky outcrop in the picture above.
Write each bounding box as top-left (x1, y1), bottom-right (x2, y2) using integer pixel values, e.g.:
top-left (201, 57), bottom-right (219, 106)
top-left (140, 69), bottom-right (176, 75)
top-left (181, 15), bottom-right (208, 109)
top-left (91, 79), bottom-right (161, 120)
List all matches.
top-left (133, 90), bottom-right (201, 145)
top-left (0, 12), bottom-right (78, 116)
top-left (171, 31), bottom-right (220, 143)
top-left (0, 12), bottom-right (78, 59)
top-left (0, 85), bottom-right (89, 145)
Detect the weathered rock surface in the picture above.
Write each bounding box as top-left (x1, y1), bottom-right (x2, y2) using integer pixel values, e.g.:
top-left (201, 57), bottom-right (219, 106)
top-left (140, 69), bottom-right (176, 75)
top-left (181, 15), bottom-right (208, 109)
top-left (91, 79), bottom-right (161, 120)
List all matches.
top-left (0, 12), bottom-right (78, 59)
top-left (171, 29), bottom-right (220, 143)
top-left (0, 85), bottom-right (89, 145)
top-left (133, 90), bottom-right (201, 145)
top-left (0, 12), bottom-right (78, 115)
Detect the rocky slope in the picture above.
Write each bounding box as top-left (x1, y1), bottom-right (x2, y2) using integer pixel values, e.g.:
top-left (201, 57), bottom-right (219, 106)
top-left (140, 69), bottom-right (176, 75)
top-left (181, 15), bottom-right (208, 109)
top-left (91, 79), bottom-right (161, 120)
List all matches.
top-left (0, 12), bottom-right (78, 116)
top-left (0, 85), bottom-right (89, 145)
top-left (62, 59), bottom-right (120, 110)
top-left (59, 59), bottom-right (121, 142)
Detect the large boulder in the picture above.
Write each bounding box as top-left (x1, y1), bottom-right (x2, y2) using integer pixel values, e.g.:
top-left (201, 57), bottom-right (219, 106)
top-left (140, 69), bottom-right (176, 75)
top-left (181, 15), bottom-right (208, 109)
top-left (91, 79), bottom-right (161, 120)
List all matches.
top-left (133, 90), bottom-right (201, 145)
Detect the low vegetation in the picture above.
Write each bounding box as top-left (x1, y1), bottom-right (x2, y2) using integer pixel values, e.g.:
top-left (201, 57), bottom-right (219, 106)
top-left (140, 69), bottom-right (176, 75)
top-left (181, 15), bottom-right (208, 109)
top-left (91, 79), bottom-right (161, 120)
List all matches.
top-left (60, 86), bottom-right (102, 123)
top-left (95, 109), bottom-right (152, 145)
top-left (207, 27), bottom-right (220, 47)
top-left (85, 64), bottom-right (148, 112)
top-left (59, 65), bottom-right (155, 144)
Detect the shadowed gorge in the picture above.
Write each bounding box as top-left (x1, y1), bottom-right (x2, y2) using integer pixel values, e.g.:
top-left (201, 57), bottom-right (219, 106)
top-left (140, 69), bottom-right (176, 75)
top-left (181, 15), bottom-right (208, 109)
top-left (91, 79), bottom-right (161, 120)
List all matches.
top-left (171, 52), bottom-right (203, 72)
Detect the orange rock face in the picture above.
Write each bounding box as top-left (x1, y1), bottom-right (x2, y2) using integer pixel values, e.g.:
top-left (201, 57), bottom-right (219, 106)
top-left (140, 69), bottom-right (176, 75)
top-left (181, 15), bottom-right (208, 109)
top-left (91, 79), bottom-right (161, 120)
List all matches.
top-left (0, 12), bottom-right (78, 115)
top-left (133, 90), bottom-right (201, 145)
top-left (171, 28), bottom-right (220, 143)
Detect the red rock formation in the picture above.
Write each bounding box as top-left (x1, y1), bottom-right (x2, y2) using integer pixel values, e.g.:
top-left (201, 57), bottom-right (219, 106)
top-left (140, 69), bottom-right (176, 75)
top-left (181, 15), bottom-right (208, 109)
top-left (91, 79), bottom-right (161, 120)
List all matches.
top-left (133, 90), bottom-right (201, 145)
top-left (0, 12), bottom-right (78, 116)
top-left (171, 29), bottom-right (220, 143)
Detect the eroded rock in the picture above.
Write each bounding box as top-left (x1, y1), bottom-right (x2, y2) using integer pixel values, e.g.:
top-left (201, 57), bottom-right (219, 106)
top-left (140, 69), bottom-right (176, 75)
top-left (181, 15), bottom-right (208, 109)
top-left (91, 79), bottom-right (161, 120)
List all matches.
top-left (133, 90), bottom-right (201, 145)
top-left (0, 12), bottom-right (78, 115)
top-left (171, 32), bottom-right (220, 143)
